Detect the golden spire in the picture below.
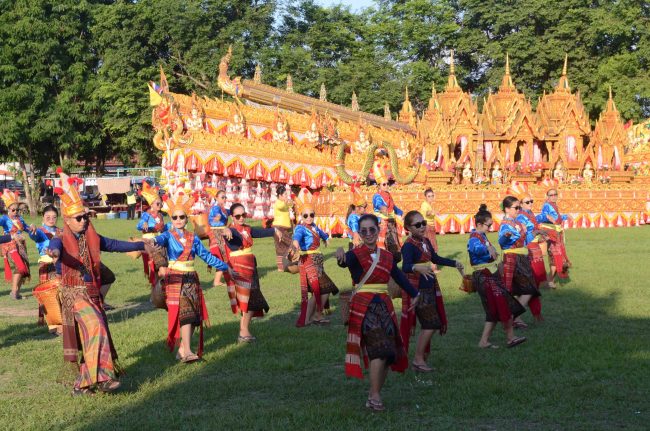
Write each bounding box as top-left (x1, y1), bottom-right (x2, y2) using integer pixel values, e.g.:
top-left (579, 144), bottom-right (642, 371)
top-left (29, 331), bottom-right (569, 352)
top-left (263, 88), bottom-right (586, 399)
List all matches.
top-left (286, 74), bottom-right (294, 93)
top-left (399, 86), bottom-right (416, 126)
top-left (499, 53), bottom-right (515, 91)
top-left (446, 50), bottom-right (460, 91)
top-left (606, 85), bottom-right (618, 113)
top-left (428, 83), bottom-right (440, 110)
top-left (556, 54), bottom-right (571, 93)
top-left (319, 83), bottom-right (327, 101)
top-left (351, 91), bottom-right (359, 111)
top-left (384, 101), bottom-right (391, 120)
top-left (253, 64), bottom-right (262, 84)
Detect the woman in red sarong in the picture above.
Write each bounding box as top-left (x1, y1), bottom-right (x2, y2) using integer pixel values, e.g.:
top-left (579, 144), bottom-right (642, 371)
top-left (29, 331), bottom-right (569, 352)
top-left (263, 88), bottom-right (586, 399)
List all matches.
top-left (538, 186), bottom-right (572, 287)
top-left (468, 204), bottom-right (526, 348)
top-left (336, 214), bottom-right (419, 412)
top-left (153, 190), bottom-right (233, 363)
top-left (223, 203), bottom-right (275, 343)
top-left (0, 189), bottom-right (35, 299)
top-left (400, 210), bottom-right (464, 372)
top-left (136, 181), bottom-right (168, 288)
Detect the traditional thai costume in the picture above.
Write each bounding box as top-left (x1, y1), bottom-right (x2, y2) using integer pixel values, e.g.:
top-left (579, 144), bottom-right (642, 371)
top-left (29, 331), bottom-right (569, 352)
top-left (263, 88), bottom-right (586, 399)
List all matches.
top-left (338, 245), bottom-right (417, 379)
top-left (346, 213), bottom-right (360, 250)
top-left (538, 201), bottom-right (571, 279)
top-left (400, 236), bottom-right (456, 352)
top-left (223, 224), bottom-right (274, 317)
top-left (272, 199), bottom-right (293, 271)
top-left (136, 182), bottom-right (168, 287)
top-left (207, 202), bottom-right (230, 263)
top-left (51, 169), bottom-right (145, 391)
top-left (498, 217), bottom-right (542, 319)
top-left (29, 225), bottom-right (62, 328)
top-left (372, 192), bottom-right (403, 257)
top-left (153, 228), bottom-right (228, 356)
top-left (467, 230), bottom-right (524, 324)
top-left (293, 222), bottom-right (339, 327)
top-left (419, 200), bottom-right (439, 252)
top-left (517, 209), bottom-right (547, 286)
top-left (0, 190), bottom-right (31, 281)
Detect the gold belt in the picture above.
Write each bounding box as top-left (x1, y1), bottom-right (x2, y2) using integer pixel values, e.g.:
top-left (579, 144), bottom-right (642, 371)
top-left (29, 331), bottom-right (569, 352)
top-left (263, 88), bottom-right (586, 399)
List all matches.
top-left (472, 261), bottom-right (500, 274)
top-left (142, 233), bottom-right (160, 239)
top-left (357, 283), bottom-right (388, 294)
top-left (540, 223), bottom-right (564, 232)
top-left (503, 247), bottom-right (528, 255)
top-left (38, 255), bottom-right (54, 264)
top-left (168, 260), bottom-right (195, 272)
top-left (230, 247), bottom-right (253, 257)
top-left (210, 226), bottom-right (227, 230)
top-left (300, 249), bottom-right (322, 256)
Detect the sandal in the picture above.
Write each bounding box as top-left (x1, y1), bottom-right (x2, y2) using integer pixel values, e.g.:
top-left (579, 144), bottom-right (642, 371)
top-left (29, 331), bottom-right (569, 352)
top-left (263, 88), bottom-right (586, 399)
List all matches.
top-left (180, 354), bottom-right (200, 363)
top-left (97, 379), bottom-right (121, 393)
top-left (411, 362), bottom-right (433, 372)
top-left (9, 292), bottom-right (22, 300)
top-left (507, 336), bottom-right (527, 348)
top-left (479, 343), bottom-right (499, 349)
top-left (365, 398), bottom-right (385, 412)
top-left (312, 318), bottom-right (330, 326)
top-left (72, 387), bottom-right (95, 397)
top-left (513, 321), bottom-right (528, 329)
top-left (237, 335), bottom-right (257, 344)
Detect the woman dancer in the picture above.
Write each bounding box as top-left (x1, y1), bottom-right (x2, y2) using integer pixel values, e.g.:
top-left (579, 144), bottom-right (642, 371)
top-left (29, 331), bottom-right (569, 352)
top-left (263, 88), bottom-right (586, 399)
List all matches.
top-left (498, 196), bottom-right (543, 326)
top-left (511, 184), bottom-right (548, 288)
top-left (153, 191), bottom-right (233, 362)
top-left (538, 186), bottom-right (572, 287)
top-left (223, 203), bottom-right (274, 343)
top-left (401, 210), bottom-right (464, 372)
top-left (136, 182), bottom-right (168, 287)
top-left (272, 185), bottom-right (293, 271)
top-left (0, 189), bottom-right (34, 299)
top-left (292, 190), bottom-right (338, 327)
top-left (336, 214), bottom-right (418, 411)
top-left (419, 188), bottom-right (439, 252)
top-left (345, 187), bottom-right (367, 250)
top-left (206, 188), bottom-right (232, 287)
top-left (468, 204), bottom-right (526, 348)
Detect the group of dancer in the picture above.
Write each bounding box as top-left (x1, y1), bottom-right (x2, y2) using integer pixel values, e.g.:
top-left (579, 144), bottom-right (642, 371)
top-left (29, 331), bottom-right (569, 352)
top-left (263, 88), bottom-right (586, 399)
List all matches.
top-left (1, 170), bottom-right (571, 408)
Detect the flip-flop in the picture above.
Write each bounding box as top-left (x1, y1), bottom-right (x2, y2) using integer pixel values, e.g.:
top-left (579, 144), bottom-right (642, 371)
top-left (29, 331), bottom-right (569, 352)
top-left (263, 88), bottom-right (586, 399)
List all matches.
top-left (513, 321), bottom-right (528, 329)
top-left (480, 344), bottom-right (499, 349)
top-left (507, 336), bottom-right (527, 348)
top-left (312, 318), bottom-right (330, 326)
top-left (97, 379), bottom-right (121, 393)
top-left (180, 354), bottom-right (200, 363)
top-left (237, 335), bottom-right (257, 343)
top-left (411, 362), bottom-right (433, 372)
top-left (365, 398), bottom-right (385, 412)
top-left (72, 387), bottom-right (95, 397)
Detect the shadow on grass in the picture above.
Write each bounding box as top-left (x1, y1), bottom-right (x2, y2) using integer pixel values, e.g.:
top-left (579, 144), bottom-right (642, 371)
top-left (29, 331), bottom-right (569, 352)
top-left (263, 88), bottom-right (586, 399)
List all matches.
top-left (58, 286), bottom-right (650, 430)
top-left (0, 321), bottom-right (58, 349)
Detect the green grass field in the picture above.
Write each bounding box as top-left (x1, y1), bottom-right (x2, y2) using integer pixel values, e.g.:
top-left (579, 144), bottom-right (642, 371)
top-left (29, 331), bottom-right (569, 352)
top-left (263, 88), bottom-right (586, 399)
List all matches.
top-left (0, 219), bottom-right (648, 430)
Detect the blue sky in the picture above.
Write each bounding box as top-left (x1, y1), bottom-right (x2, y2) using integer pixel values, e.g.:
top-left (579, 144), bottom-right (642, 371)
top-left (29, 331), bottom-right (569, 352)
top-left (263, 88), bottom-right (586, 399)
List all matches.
top-left (316, 0), bottom-right (376, 11)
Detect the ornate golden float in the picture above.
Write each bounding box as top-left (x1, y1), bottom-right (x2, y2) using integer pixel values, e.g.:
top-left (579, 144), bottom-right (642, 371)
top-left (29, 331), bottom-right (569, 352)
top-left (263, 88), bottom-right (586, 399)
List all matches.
top-left (150, 47), bottom-right (650, 233)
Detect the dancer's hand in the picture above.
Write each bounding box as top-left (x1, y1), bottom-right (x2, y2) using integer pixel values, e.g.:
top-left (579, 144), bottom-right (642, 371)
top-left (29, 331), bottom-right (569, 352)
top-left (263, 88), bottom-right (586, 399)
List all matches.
top-left (223, 229), bottom-right (233, 241)
top-left (45, 248), bottom-right (60, 262)
top-left (142, 222), bottom-right (149, 231)
top-left (414, 263), bottom-right (435, 280)
top-left (408, 294), bottom-right (420, 311)
top-left (455, 261), bottom-right (465, 275)
top-left (28, 224), bottom-right (37, 235)
top-left (335, 247), bottom-right (346, 264)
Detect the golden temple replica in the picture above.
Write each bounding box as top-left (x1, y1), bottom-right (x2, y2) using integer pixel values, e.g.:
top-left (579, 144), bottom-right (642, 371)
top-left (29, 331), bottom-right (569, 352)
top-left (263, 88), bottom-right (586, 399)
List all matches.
top-left (150, 48), bottom-right (650, 234)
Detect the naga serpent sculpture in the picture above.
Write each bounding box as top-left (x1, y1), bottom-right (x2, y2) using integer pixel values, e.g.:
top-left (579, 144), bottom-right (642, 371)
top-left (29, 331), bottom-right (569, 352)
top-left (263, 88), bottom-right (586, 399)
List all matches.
top-left (335, 141), bottom-right (419, 185)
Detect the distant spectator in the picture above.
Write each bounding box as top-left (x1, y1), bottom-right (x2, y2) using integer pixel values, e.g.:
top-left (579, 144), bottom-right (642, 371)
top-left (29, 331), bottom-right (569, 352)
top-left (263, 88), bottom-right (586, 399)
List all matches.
top-left (126, 188), bottom-right (137, 219)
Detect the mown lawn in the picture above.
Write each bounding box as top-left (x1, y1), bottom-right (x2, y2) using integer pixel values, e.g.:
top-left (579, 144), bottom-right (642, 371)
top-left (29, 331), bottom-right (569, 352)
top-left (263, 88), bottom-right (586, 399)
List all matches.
top-left (0, 219), bottom-right (648, 430)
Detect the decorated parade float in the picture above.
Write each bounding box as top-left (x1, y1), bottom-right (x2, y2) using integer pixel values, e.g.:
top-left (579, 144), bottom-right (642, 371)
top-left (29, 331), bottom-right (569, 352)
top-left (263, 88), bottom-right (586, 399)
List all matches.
top-left (150, 47), bottom-right (650, 234)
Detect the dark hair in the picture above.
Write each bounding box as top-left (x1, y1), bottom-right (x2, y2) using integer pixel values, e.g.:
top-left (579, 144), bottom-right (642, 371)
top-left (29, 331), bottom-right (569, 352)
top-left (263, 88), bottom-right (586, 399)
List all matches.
top-left (403, 210), bottom-right (422, 231)
top-left (346, 204), bottom-right (356, 220)
top-left (474, 204), bottom-right (492, 225)
top-left (424, 188), bottom-right (434, 196)
top-left (501, 195), bottom-right (519, 211)
top-left (229, 203), bottom-right (245, 215)
top-left (358, 213), bottom-right (379, 228)
top-left (216, 189), bottom-right (226, 197)
top-left (42, 205), bottom-right (58, 216)
top-left (276, 185), bottom-right (287, 197)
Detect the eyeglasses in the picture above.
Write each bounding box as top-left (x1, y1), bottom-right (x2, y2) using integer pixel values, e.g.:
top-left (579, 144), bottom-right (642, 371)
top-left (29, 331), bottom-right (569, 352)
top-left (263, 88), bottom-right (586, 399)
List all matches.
top-left (8, 208), bottom-right (17, 212)
top-left (511, 206), bottom-right (521, 210)
top-left (410, 220), bottom-right (427, 229)
top-left (302, 213), bottom-right (315, 219)
top-left (480, 222), bottom-right (493, 228)
top-left (522, 200), bottom-right (534, 204)
top-left (73, 214), bottom-right (89, 222)
top-left (547, 193), bottom-right (558, 197)
top-left (233, 214), bottom-right (246, 220)
top-left (359, 227), bottom-right (378, 236)
top-left (171, 215), bottom-right (187, 220)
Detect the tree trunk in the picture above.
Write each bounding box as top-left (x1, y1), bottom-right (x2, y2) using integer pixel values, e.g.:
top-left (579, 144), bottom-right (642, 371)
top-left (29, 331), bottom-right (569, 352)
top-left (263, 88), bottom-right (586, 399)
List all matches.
top-left (18, 160), bottom-right (39, 216)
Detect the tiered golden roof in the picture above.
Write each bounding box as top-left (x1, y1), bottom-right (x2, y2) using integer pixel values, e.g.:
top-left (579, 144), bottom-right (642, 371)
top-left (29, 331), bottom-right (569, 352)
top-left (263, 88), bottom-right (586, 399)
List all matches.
top-left (589, 87), bottom-right (627, 169)
top-left (398, 87), bottom-right (417, 128)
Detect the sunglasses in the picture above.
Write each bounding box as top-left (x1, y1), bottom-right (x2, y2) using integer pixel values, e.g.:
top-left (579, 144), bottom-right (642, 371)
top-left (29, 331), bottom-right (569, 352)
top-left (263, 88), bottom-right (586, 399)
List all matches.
top-left (359, 227), bottom-right (378, 236)
top-left (410, 220), bottom-right (427, 229)
top-left (302, 213), bottom-right (315, 219)
top-left (547, 193), bottom-right (558, 197)
top-left (480, 222), bottom-right (493, 228)
top-left (233, 214), bottom-right (246, 220)
top-left (8, 208), bottom-right (17, 212)
top-left (523, 200), bottom-right (534, 204)
top-left (73, 214), bottom-right (89, 222)
top-left (511, 206), bottom-right (521, 211)
top-left (171, 215), bottom-right (187, 220)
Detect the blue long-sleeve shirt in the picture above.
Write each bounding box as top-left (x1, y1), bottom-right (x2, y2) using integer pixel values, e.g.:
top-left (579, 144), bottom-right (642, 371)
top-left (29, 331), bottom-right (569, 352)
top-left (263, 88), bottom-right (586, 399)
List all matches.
top-left (48, 235), bottom-right (144, 282)
top-left (209, 205), bottom-right (229, 227)
top-left (28, 226), bottom-right (59, 257)
top-left (0, 234), bottom-right (12, 245)
top-left (516, 211), bottom-right (537, 244)
top-left (401, 240), bottom-right (456, 290)
top-left (337, 248), bottom-right (417, 300)
top-left (346, 214), bottom-right (360, 240)
top-left (537, 202), bottom-right (568, 224)
top-left (372, 194), bottom-right (403, 216)
top-left (153, 229), bottom-right (229, 271)
top-left (293, 224), bottom-right (329, 251)
top-left (225, 227), bottom-right (275, 251)
top-left (0, 215), bottom-right (28, 234)
top-left (136, 212), bottom-right (169, 233)
top-left (467, 231), bottom-right (494, 265)
top-left (498, 218), bottom-right (523, 249)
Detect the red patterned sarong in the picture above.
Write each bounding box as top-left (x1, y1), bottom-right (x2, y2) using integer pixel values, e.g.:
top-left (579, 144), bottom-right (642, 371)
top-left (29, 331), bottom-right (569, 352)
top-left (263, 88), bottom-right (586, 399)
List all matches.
top-left (527, 241), bottom-right (546, 286)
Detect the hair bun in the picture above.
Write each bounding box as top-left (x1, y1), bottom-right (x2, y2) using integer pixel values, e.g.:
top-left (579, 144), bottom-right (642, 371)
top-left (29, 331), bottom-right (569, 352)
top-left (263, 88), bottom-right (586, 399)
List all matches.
top-left (478, 203), bottom-right (488, 212)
